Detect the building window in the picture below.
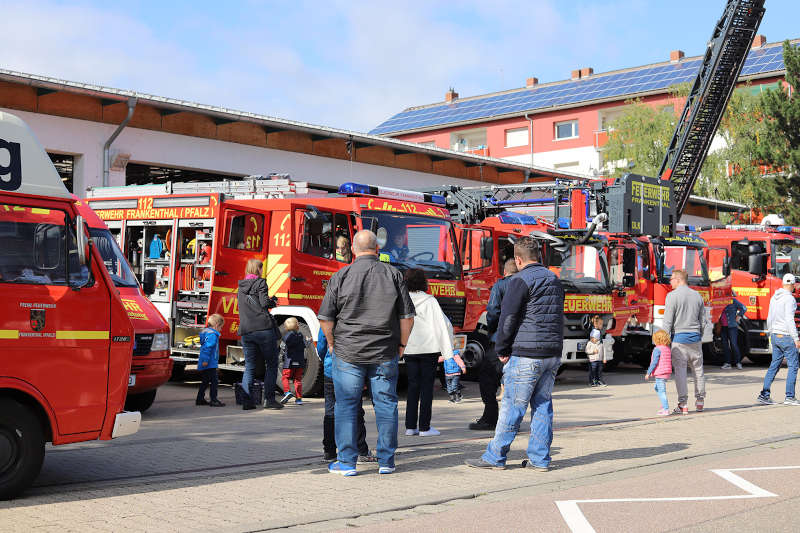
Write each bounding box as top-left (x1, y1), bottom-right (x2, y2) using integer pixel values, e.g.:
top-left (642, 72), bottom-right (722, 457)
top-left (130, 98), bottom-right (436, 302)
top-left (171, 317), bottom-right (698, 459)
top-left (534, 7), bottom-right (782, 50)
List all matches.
top-left (48, 153), bottom-right (74, 193)
top-left (504, 127), bottom-right (529, 148)
top-left (418, 141), bottom-right (436, 147)
top-left (450, 129), bottom-right (487, 153)
top-left (554, 161), bottom-right (580, 172)
top-left (555, 120), bottom-right (578, 140)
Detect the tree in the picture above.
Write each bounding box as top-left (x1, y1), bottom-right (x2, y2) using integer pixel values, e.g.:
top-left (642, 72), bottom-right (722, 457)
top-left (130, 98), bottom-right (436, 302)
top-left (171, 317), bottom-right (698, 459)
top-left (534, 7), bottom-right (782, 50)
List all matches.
top-left (752, 40), bottom-right (800, 223)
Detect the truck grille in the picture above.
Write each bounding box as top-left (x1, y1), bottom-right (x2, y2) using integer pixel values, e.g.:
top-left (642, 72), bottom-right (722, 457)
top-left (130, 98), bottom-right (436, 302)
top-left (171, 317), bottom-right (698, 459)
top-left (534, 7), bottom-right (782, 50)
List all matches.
top-left (437, 297), bottom-right (466, 329)
top-left (133, 334), bottom-right (154, 356)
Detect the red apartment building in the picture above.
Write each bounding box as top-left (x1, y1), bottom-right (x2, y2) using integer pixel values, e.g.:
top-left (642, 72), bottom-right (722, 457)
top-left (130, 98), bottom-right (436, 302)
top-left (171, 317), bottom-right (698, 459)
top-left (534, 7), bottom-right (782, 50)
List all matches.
top-left (371, 36), bottom-right (792, 178)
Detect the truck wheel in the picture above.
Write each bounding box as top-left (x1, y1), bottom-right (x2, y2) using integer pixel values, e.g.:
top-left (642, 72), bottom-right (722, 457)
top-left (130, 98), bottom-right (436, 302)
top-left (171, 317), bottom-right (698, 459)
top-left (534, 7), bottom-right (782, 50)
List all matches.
top-left (747, 353), bottom-right (772, 366)
top-left (276, 321), bottom-right (324, 397)
top-left (0, 398), bottom-right (45, 500)
top-left (124, 390), bottom-right (157, 413)
top-left (634, 351), bottom-right (651, 369)
top-left (169, 362), bottom-right (186, 381)
top-left (702, 343), bottom-right (724, 366)
top-left (461, 334), bottom-right (488, 372)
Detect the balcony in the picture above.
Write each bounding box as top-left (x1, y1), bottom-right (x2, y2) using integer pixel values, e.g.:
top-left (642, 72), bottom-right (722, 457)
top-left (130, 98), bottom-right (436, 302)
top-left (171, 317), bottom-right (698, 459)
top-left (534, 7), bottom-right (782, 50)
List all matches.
top-left (593, 130), bottom-right (610, 150)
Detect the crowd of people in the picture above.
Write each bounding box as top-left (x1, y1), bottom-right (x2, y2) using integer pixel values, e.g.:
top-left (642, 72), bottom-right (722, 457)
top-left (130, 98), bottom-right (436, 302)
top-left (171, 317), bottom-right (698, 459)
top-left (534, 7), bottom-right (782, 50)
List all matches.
top-left (194, 230), bottom-right (800, 476)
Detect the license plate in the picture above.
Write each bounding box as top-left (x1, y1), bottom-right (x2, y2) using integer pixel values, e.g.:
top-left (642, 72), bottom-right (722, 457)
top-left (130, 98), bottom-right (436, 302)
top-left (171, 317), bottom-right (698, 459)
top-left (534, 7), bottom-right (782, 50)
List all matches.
top-left (128, 375), bottom-right (136, 387)
top-left (577, 342), bottom-right (586, 351)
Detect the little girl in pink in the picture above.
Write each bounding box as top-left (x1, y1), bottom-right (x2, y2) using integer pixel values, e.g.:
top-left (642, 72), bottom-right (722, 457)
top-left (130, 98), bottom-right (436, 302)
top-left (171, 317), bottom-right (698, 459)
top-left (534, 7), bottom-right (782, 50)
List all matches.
top-left (645, 330), bottom-right (672, 416)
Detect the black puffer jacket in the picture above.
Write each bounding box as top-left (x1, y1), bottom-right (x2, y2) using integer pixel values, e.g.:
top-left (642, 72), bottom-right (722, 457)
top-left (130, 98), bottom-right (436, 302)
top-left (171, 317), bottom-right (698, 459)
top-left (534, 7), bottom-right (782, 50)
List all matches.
top-left (494, 263), bottom-right (564, 358)
top-left (237, 277), bottom-right (275, 336)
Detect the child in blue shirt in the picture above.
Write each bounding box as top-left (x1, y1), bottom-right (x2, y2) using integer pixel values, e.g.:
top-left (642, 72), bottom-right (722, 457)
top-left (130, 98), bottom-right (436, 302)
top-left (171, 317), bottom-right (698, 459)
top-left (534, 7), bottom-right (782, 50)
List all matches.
top-left (196, 314), bottom-right (225, 407)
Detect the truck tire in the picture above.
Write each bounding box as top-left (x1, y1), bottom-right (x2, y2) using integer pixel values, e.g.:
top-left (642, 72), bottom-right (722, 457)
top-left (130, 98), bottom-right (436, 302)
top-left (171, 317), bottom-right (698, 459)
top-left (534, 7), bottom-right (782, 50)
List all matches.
top-left (0, 398), bottom-right (45, 500)
top-left (124, 390), bottom-right (157, 413)
top-left (169, 362), bottom-right (186, 381)
top-left (747, 353), bottom-right (772, 366)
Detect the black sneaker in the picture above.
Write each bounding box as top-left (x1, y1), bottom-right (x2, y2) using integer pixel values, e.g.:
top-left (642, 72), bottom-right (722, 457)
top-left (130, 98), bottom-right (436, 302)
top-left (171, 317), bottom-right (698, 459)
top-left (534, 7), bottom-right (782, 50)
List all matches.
top-left (264, 400), bottom-right (284, 410)
top-left (468, 418), bottom-right (496, 431)
top-left (196, 398), bottom-right (209, 406)
top-left (324, 451), bottom-right (337, 461)
top-left (465, 458), bottom-right (505, 470)
top-left (209, 399), bottom-right (225, 407)
top-left (242, 403), bottom-right (256, 411)
top-left (448, 392), bottom-right (457, 403)
top-left (521, 459), bottom-right (549, 472)
top-left (757, 394), bottom-right (775, 405)
top-left (597, 380), bottom-right (608, 387)
top-left (455, 391), bottom-right (463, 403)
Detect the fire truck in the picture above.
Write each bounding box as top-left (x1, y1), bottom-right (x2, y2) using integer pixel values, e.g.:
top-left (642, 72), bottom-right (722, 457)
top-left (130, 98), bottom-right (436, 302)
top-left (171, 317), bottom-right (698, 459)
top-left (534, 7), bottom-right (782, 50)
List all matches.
top-left (75, 200), bottom-right (173, 411)
top-left (0, 111), bottom-right (140, 499)
top-left (700, 224), bottom-right (800, 365)
top-left (86, 180), bottom-right (468, 395)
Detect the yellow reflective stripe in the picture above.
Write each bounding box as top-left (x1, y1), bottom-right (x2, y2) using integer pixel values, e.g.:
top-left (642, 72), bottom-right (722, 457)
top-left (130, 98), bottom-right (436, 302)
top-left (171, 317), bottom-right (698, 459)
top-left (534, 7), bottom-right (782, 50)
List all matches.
top-left (55, 330), bottom-right (110, 340)
top-left (0, 330), bottom-right (20, 339)
top-left (212, 286), bottom-right (237, 293)
top-left (30, 208), bottom-right (51, 215)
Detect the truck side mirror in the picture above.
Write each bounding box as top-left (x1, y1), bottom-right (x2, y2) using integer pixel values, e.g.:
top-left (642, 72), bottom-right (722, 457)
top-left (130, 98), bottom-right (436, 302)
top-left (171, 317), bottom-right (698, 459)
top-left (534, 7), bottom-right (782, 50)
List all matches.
top-left (622, 248), bottom-right (636, 274)
top-left (748, 254), bottom-right (766, 277)
top-left (143, 269), bottom-right (156, 295)
top-left (623, 274), bottom-right (635, 288)
top-left (480, 237), bottom-right (493, 261)
top-left (723, 256), bottom-right (731, 277)
top-left (75, 215), bottom-right (88, 266)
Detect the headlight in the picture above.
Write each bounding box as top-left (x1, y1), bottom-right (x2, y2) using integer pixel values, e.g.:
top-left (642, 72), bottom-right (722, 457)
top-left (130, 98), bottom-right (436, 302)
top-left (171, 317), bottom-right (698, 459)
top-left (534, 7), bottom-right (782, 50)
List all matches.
top-left (151, 333), bottom-right (170, 352)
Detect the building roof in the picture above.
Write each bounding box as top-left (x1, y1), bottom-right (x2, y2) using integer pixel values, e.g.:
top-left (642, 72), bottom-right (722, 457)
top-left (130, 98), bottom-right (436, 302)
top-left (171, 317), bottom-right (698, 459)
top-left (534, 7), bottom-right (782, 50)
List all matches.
top-left (0, 68), bottom-right (585, 185)
top-left (370, 40), bottom-right (795, 136)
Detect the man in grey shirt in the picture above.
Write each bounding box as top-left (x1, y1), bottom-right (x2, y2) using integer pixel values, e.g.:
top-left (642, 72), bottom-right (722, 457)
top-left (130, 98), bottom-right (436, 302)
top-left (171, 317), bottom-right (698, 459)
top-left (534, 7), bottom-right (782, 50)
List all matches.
top-left (319, 230), bottom-right (415, 476)
top-left (662, 268), bottom-right (706, 414)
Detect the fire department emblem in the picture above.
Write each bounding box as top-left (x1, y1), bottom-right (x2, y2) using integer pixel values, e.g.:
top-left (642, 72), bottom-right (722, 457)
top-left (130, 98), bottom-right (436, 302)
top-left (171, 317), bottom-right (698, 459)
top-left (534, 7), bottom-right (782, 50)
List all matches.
top-left (30, 309), bottom-right (46, 332)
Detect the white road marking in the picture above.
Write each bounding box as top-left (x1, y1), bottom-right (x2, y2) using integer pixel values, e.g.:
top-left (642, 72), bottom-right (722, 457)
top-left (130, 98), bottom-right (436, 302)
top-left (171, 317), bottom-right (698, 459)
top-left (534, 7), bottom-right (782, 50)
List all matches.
top-left (555, 466), bottom-right (800, 533)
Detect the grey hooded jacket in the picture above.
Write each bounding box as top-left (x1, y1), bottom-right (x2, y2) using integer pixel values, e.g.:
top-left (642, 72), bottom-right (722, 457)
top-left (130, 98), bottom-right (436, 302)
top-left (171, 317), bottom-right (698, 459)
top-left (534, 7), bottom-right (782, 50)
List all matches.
top-left (767, 288), bottom-right (798, 340)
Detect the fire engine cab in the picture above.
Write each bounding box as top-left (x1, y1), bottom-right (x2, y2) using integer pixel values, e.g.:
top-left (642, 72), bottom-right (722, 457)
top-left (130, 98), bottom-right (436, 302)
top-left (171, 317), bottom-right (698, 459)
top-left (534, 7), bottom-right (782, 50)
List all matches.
top-left (0, 111), bottom-right (140, 499)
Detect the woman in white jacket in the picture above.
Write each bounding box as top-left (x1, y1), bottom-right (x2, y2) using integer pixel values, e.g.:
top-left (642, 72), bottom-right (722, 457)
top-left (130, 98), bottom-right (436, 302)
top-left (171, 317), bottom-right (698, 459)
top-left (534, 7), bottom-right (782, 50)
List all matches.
top-left (402, 269), bottom-right (454, 437)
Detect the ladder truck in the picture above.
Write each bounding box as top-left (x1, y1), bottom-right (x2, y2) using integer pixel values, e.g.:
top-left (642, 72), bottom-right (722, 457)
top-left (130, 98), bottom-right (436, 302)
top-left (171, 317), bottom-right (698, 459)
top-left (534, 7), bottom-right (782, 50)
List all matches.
top-left (425, 0), bottom-right (765, 366)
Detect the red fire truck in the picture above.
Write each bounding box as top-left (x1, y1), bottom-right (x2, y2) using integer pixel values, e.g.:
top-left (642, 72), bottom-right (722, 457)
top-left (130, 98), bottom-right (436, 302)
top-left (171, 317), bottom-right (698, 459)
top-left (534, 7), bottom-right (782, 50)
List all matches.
top-left (0, 111), bottom-right (140, 499)
top-left (75, 200), bottom-right (173, 411)
top-left (700, 224), bottom-right (800, 364)
top-left (86, 180), bottom-right (468, 395)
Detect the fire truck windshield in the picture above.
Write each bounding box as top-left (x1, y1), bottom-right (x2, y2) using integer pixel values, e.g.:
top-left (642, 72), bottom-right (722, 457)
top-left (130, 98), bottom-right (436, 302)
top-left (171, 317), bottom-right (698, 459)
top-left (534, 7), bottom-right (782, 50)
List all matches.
top-left (364, 211), bottom-right (459, 279)
top-left (773, 240), bottom-right (800, 278)
top-left (659, 246), bottom-right (709, 286)
top-left (89, 228), bottom-right (139, 288)
top-left (547, 244), bottom-right (610, 294)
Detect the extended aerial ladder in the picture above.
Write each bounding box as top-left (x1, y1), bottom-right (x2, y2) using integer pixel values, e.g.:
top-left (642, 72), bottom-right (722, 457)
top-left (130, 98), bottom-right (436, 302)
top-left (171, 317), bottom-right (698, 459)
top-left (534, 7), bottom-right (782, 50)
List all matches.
top-left (658, 0), bottom-right (765, 220)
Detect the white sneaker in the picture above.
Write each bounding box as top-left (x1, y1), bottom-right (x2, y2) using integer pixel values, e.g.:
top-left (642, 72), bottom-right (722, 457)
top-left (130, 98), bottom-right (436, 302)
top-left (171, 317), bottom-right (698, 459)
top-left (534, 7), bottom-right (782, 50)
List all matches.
top-left (404, 428), bottom-right (419, 436)
top-left (736, 363), bottom-right (743, 369)
top-left (419, 427), bottom-right (441, 436)
top-left (721, 363), bottom-right (731, 369)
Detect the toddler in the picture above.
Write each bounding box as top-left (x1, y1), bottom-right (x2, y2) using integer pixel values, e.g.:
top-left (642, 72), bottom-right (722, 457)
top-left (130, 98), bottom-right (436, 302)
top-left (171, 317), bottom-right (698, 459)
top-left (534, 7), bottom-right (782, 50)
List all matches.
top-left (279, 317), bottom-right (307, 405)
top-left (645, 330), bottom-right (673, 416)
top-left (196, 314), bottom-right (225, 407)
top-left (440, 350), bottom-right (467, 402)
top-left (585, 316), bottom-right (607, 387)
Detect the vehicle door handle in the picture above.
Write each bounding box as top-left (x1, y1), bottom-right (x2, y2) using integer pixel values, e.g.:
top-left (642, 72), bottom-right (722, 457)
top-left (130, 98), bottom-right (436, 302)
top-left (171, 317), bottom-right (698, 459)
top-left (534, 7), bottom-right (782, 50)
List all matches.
top-left (291, 276), bottom-right (306, 282)
top-left (214, 270), bottom-right (228, 276)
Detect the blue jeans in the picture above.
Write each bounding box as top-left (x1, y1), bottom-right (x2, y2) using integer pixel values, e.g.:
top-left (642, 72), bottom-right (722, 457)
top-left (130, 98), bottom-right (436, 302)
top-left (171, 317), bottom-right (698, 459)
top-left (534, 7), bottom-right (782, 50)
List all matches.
top-left (761, 334), bottom-right (799, 399)
top-left (721, 327), bottom-right (741, 365)
top-left (654, 378), bottom-right (668, 410)
top-left (241, 329), bottom-right (278, 402)
top-left (445, 374), bottom-right (461, 394)
top-left (482, 356), bottom-right (560, 468)
top-left (333, 356), bottom-right (399, 469)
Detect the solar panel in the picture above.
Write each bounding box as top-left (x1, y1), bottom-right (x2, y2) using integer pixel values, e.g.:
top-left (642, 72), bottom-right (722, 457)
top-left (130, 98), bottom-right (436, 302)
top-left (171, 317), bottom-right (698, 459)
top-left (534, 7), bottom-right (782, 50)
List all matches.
top-left (369, 44), bottom-right (790, 135)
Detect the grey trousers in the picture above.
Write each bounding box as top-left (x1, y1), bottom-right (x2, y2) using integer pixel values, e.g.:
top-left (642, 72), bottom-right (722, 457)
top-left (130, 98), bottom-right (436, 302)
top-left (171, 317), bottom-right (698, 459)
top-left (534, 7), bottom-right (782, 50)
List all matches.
top-left (672, 342), bottom-right (705, 405)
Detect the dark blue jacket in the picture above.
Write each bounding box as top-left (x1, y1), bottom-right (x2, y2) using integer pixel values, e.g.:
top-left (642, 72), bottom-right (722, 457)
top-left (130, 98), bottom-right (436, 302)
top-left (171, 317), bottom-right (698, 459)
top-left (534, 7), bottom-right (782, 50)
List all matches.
top-left (495, 263), bottom-right (564, 359)
top-left (722, 298), bottom-right (747, 328)
top-left (280, 330), bottom-right (307, 368)
top-left (197, 327), bottom-right (221, 370)
top-left (316, 327), bottom-right (333, 378)
top-left (486, 276), bottom-right (510, 339)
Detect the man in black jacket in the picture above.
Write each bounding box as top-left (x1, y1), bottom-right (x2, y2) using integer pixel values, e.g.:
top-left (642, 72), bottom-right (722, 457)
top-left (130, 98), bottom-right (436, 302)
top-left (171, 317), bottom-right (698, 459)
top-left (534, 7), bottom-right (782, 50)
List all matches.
top-left (466, 236), bottom-right (564, 471)
top-left (469, 258), bottom-right (518, 431)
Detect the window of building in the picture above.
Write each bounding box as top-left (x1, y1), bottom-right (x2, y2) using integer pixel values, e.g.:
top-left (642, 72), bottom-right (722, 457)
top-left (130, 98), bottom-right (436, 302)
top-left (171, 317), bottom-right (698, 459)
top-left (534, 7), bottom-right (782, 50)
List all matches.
top-left (224, 210), bottom-right (264, 251)
top-left (504, 127), bottom-right (529, 148)
top-left (555, 120), bottom-right (579, 140)
top-left (48, 153), bottom-right (74, 193)
top-left (295, 209), bottom-right (334, 260)
top-left (554, 161), bottom-right (580, 172)
top-left (450, 129), bottom-right (487, 152)
top-left (418, 141), bottom-right (437, 148)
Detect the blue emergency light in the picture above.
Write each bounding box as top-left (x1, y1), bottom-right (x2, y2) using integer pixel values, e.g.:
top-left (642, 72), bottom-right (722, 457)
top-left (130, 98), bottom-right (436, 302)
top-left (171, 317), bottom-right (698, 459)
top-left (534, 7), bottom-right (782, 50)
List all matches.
top-left (338, 182), bottom-right (446, 206)
top-left (776, 226), bottom-right (793, 233)
top-left (497, 211), bottom-right (541, 225)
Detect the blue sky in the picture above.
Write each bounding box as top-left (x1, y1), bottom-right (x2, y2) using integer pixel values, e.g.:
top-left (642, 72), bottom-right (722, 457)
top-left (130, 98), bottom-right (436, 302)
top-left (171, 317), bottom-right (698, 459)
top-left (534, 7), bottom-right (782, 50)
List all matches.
top-left (3, 0), bottom-right (797, 132)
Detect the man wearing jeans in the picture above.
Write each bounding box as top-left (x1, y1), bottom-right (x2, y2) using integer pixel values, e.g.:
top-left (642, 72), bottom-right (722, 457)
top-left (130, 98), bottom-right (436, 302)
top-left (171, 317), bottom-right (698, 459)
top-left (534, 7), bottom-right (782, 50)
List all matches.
top-left (758, 273), bottom-right (800, 405)
top-left (662, 269), bottom-right (707, 414)
top-left (318, 230), bottom-right (415, 476)
top-left (465, 236), bottom-right (564, 471)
